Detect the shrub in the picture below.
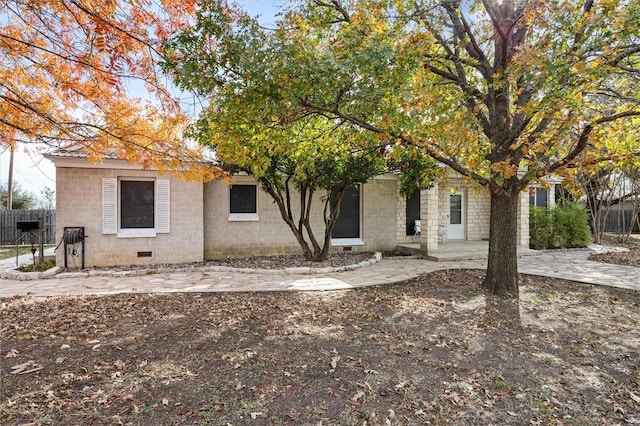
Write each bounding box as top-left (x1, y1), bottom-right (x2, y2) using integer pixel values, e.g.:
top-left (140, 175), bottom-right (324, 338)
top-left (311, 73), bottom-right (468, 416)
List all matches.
top-left (530, 206), bottom-right (552, 249)
top-left (553, 202), bottom-right (591, 248)
top-left (530, 202), bottom-right (591, 249)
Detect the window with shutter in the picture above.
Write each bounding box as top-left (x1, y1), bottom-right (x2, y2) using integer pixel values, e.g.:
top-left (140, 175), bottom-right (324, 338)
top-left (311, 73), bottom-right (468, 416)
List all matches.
top-left (101, 177), bottom-right (170, 237)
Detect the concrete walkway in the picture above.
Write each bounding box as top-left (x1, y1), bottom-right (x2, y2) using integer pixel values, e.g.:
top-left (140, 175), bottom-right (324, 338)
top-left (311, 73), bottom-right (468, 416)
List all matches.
top-left (0, 245), bottom-right (638, 298)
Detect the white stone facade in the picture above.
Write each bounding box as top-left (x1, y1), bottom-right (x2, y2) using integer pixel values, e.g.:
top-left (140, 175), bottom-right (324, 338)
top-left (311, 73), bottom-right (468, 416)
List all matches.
top-left (203, 175), bottom-right (398, 259)
top-left (54, 165), bottom-right (204, 267)
top-left (49, 156), bottom-right (530, 266)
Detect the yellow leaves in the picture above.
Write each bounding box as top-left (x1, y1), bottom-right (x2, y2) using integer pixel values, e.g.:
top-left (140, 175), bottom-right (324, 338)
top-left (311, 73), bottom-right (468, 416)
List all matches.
top-left (491, 162), bottom-right (519, 180)
top-left (600, 0), bottom-right (617, 12)
top-left (572, 62), bottom-right (586, 74)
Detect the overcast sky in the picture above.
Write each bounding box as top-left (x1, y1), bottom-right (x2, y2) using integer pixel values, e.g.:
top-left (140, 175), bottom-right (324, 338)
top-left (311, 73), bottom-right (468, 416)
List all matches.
top-left (2, 1), bottom-right (284, 200)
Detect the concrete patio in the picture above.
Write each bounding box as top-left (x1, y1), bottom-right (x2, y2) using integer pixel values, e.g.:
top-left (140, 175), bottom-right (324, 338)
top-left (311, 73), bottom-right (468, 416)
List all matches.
top-left (397, 240), bottom-right (534, 261)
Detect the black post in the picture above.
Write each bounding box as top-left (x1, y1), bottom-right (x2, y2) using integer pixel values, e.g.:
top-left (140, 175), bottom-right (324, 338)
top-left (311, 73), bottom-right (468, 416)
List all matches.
top-left (38, 218), bottom-right (44, 264)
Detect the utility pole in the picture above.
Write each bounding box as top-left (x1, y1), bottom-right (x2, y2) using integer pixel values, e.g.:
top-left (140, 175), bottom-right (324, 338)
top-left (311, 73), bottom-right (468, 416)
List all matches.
top-left (7, 145), bottom-right (14, 210)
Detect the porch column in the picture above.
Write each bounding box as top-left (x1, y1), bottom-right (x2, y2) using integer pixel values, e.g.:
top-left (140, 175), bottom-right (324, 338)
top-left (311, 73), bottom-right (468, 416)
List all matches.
top-left (420, 185), bottom-right (439, 254)
top-left (516, 188), bottom-right (530, 248)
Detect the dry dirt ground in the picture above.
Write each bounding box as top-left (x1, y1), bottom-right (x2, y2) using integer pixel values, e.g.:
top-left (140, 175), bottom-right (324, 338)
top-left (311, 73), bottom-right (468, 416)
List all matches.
top-left (1, 248), bottom-right (640, 425)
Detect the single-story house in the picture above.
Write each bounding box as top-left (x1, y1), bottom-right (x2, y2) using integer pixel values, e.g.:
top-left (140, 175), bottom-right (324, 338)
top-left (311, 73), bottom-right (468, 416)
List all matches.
top-left (44, 150), bottom-right (531, 268)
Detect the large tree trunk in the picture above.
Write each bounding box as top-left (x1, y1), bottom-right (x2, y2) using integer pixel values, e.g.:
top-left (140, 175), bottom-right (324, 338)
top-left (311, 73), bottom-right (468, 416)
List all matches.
top-left (483, 190), bottom-right (519, 297)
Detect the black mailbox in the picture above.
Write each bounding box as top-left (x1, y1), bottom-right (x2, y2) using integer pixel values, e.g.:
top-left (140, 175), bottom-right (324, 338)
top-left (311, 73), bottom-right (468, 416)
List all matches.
top-left (17, 220), bottom-right (40, 232)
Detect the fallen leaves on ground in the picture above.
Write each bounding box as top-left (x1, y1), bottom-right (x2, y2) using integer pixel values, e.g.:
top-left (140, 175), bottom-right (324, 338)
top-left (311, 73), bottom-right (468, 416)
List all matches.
top-left (589, 235), bottom-right (640, 267)
top-left (1, 269), bottom-right (639, 425)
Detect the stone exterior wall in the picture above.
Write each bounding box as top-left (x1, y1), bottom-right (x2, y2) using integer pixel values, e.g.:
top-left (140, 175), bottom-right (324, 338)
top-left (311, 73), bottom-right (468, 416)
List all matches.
top-left (419, 186), bottom-right (440, 252)
top-left (466, 188), bottom-right (491, 241)
top-left (55, 166), bottom-right (204, 267)
top-left (203, 175), bottom-right (310, 259)
top-left (436, 175), bottom-right (490, 242)
top-left (437, 180), bottom-right (455, 242)
top-left (396, 187), bottom-right (408, 242)
top-left (517, 188), bottom-right (530, 248)
top-left (203, 175), bottom-right (399, 259)
top-left (361, 177), bottom-right (399, 252)
top-left (411, 171), bottom-right (495, 254)
top-left (53, 161), bottom-right (531, 265)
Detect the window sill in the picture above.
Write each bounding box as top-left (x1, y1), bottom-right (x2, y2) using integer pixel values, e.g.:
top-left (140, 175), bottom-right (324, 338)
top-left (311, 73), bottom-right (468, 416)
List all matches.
top-left (228, 213), bottom-right (260, 222)
top-left (331, 238), bottom-right (364, 247)
top-left (117, 229), bottom-right (157, 238)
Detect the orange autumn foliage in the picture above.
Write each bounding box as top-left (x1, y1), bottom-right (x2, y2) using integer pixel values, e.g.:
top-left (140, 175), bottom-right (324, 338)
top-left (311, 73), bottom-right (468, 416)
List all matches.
top-left (0, 0), bottom-right (216, 181)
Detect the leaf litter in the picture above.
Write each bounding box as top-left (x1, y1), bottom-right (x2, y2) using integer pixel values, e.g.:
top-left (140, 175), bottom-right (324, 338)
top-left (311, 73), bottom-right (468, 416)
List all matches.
top-left (1, 267), bottom-right (639, 425)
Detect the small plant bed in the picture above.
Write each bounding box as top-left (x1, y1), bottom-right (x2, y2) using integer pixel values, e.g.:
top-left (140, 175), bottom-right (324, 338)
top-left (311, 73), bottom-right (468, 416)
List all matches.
top-left (2, 270), bottom-right (639, 424)
top-left (16, 259), bottom-right (56, 273)
top-left (79, 252), bottom-right (376, 273)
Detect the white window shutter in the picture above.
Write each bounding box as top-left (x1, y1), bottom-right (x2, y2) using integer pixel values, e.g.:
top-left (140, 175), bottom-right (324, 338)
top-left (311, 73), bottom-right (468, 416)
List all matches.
top-left (156, 178), bottom-right (170, 233)
top-left (102, 177), bottom-right (117, 234)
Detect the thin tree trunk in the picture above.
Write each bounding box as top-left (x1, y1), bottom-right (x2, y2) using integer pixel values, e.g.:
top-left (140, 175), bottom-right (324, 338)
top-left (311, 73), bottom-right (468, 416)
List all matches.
top-left (263, 183), bottom-right (315, 260)
top-left (483, 190), bottom-right (519, 298)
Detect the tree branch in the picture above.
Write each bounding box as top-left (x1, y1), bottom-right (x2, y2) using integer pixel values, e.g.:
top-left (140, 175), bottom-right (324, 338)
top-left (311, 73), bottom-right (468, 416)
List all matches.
top-left (548, 110), bottom-right (640, 175)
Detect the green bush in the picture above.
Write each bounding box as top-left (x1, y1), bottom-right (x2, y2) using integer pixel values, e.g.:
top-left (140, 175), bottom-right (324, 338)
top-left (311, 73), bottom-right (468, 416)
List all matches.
top-left (529, 202), bottom-right (591, 249)
top-left (553, 202), bottom-right (591, 248)
top-left (530, 206), bottom-right (552, 249)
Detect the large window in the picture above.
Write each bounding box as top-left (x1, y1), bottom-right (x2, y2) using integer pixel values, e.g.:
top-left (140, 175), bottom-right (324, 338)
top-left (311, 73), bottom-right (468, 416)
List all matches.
top-left (102, 177), bottom-right (170, 237)
top-left (331, 186), bottom-right (362, 244)
top-left (229, 184), bottom-right (258, 221)
top-left (120, 181), bottom-right (154, 229)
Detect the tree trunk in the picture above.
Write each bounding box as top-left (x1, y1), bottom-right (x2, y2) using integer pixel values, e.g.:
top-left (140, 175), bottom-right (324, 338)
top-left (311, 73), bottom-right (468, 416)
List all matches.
top-left (483, 190), bottom-right (519, 298)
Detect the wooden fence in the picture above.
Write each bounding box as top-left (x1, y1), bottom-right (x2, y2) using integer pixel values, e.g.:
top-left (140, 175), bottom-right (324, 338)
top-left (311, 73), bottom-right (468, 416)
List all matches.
top-left (601, 208), bottom-right (640, 233)
top-left (0, 209), bottom-right (56, 245)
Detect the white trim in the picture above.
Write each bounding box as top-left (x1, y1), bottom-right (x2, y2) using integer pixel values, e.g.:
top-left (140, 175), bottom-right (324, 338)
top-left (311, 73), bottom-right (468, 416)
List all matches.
top-left (46, 156), bottom-right (156, 170)
top-left (118, 178), bottom-right (155, 238)
top-left (228, 213), bottom-right (260, 222)
top-left (331, 238), bottom-right (364, 247)
top-left (101, 176), bottom-right (171, 238)
top-left (117, 228), bottom-right (157, 238)
top-left (447, 191), bottom-right (465, 240)
top-left (371, 173), bottom-right (397, 181)
top-left (228, 183), bottom-right (259, 221)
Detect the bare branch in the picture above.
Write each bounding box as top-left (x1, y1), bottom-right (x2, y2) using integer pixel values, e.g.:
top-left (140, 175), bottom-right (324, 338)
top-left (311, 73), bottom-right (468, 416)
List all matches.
top-left (312, 0), bottom-right (351, 23)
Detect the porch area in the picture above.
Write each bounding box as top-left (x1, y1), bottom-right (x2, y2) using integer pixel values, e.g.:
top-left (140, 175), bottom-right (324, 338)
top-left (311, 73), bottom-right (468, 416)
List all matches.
top-left (396, 240), bottom-right (534, 261)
